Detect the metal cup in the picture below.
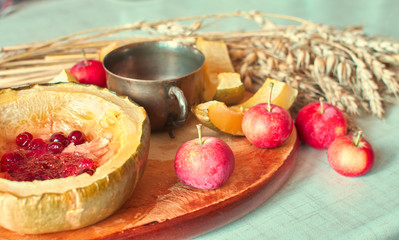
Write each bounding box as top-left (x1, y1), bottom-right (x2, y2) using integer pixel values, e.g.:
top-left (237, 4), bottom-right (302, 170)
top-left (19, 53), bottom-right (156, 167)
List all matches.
top-left (103, 41), bottom-right (204, 132)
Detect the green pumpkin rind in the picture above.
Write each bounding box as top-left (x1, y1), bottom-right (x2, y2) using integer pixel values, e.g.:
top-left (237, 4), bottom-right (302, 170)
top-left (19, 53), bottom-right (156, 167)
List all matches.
top-left (191, 100), bottom-right (221, 132)
top-left (0, 83), bottom-right (150, 234)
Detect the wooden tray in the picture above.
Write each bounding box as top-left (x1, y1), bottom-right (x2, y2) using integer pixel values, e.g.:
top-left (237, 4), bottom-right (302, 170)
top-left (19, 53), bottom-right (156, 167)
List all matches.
top-left (0, 118), bottom-right (299, 240)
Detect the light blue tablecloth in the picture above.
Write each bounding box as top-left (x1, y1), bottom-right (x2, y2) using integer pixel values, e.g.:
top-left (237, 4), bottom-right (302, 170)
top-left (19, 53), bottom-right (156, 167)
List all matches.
top-left (1, 0), bottom-right (398, 239)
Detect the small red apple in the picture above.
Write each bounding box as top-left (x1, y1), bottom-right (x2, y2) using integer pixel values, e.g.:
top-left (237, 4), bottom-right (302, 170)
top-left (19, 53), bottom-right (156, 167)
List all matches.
top-left (70, 52), bottom-right (107, 88)
top-left (174, 124), bottom-right (235, 190)
top-left (327, 131), bottom-right (374, 177)
top-left (241, 83), bottom-right (293, 148)
top-left (242, 103), bottom-right (293, 148)
top-left (295, 99), bottom-right (347, 149)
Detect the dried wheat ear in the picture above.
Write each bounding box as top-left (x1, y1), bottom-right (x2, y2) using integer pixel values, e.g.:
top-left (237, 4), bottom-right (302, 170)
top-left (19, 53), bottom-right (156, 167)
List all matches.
top-left (1, 11), bottom-right (398, 126)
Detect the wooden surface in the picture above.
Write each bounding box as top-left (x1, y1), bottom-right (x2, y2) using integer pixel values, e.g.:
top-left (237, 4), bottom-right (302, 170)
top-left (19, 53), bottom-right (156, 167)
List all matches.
top-left (0, 117), bottom-right (299, 240)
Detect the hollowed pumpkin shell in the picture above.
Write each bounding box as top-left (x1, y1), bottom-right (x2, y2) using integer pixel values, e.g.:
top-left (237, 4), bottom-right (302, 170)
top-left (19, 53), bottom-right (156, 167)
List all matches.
top-left (0, 83), bottom-right (150, 234)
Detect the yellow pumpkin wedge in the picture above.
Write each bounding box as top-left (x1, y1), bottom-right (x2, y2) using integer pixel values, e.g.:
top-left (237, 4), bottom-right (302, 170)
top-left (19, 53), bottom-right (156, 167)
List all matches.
top-left (196, 38), bottom-right (235, 101)
top-left (208, 103), bottom-right (246, 136)
top-left (191, 100), bottom-right (221, 132)
top-left (235, 78), bottom-right (298, 110)
top-left (193, 100), bottom-right (246, 136)
top-left (213, 72), bottom-right (245, 105)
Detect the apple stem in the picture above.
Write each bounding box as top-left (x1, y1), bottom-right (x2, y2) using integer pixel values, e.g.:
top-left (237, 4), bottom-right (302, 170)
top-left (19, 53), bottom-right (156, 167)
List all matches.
top-left (267, 82), bottom-right (274, 112)
top-left (81, 49), bottom-right (89, 66)
top-left (353, 131), bottom-right (363, 147)
top-left (196, 124), bottom-right (203, 145)
top-left (319, 97), bottom-right (325, 114)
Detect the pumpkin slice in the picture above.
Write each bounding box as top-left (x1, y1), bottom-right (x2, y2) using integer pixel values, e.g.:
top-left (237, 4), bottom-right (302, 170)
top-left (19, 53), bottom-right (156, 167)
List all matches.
top-left (191, 100), bottom-right (220, 132)
top-left (208, 103), bottom-right (246, 136)
top-left (235, 78), bottom-right (298, 110)
top-left (196, 38), bottom-right (235, 101)
top-left (193, 100), bottom-right (246, 136)
top-left (213, 72), bottom-right (245, 105)
top-left (0, 82), bottom-right (150, 234)
top-left (192, 78), bottom-right (297, 136)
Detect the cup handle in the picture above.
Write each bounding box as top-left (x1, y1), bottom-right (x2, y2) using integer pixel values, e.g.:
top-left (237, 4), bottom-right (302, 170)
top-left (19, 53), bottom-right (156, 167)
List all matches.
top-left (168, 86), bottom-right (188, 127)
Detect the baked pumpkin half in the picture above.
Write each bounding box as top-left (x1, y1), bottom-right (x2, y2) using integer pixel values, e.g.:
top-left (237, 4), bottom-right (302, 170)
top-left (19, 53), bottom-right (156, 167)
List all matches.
top-left (0, 83), bottom-right (150, 234)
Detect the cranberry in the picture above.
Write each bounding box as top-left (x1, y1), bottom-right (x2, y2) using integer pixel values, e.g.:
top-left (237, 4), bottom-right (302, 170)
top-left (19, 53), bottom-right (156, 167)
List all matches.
top-left (1, 152), bottom-right (25, 172)
top-left (16, 132), bottom-right (33, 148)
top-left (47, 142), bottom-right (64, 154)
top-left (49, 132), bottom-right (70, 147)
top-left (27, 138), bottom-right (47, 152)
top-left (68, 130), bottom-right (86, 145)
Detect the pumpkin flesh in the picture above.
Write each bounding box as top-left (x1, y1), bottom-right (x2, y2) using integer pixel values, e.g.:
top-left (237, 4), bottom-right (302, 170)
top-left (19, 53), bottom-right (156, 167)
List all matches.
top-left (0, 83), bottom-right (150, 234)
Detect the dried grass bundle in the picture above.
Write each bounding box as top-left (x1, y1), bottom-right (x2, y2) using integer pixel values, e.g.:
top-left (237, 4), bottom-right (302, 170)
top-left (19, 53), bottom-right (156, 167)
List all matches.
top-left (1, 11), bottom-right (398, 122)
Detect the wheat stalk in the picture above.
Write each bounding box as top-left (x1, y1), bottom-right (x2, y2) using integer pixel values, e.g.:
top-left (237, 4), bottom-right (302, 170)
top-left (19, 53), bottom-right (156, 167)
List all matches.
top-left (0, 11), bottom-right (398, 125)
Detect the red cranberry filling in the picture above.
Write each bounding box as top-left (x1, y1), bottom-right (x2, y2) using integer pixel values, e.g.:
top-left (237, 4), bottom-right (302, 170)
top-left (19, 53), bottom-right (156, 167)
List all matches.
top-left (1, 152), bottom-right (24, 172)
top-left (0, 130), bottom-right (96, 182)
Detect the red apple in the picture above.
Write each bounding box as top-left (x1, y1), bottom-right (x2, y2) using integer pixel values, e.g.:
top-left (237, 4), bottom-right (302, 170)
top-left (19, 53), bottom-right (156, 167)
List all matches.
top-left (242, 103), bottom-right (293, 149)
top-left (70, 59), bottom-right (107, 88)
top-left (327, 131), bottom-right (374, 177)
top-left (174, 124), bottom-right (235, 190)
top-left (295, 99), bottom-right (347, 149)
top-left (242, 83), bottom-right (293, 149)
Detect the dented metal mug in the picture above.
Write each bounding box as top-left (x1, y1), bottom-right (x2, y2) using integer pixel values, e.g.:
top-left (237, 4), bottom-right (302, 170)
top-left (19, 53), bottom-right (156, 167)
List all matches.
top-left (103, 41), bottom-right (204, 132)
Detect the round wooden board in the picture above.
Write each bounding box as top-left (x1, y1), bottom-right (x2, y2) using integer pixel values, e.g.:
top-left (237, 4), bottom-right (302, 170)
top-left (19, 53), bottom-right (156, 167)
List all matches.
top-left (0, 117), bottom-right (299, 240)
